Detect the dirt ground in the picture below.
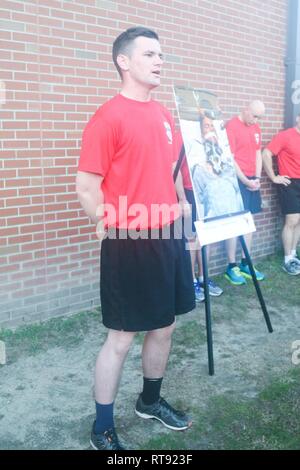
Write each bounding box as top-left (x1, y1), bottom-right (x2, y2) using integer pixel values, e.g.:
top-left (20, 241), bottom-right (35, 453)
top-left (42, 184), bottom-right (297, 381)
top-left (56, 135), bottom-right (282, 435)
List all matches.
top-left (0, 254), bottom-right (300, 450)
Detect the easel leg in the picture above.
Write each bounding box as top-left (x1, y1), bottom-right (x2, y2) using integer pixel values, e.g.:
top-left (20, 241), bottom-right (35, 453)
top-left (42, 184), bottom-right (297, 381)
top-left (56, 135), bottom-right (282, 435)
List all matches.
top-left (202, 245), bottom-right (215, 375)
top-left (238, 235), bottom-right (273, 333)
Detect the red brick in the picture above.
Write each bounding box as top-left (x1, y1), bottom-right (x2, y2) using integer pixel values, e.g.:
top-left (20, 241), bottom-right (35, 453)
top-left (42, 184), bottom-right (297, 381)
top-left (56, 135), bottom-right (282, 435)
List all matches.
top-left (0, 189), bottom-right (17, 198)
top-left (0, 208), bottom-right (18, 217)
top-left (0, 170), bottom-right (17, 178)
top-left (5, 178), bottom-right (30, 187)
top-left (0, 263), bottom-right (19, 274)
top-left (8, 234), bottom-right (33, 245)
top-left (20, 224), bottom-right (44, 234)
top-left (9, 253), bottom-right (33, 263)
top-left (14, 288), bottom-right (34, 298)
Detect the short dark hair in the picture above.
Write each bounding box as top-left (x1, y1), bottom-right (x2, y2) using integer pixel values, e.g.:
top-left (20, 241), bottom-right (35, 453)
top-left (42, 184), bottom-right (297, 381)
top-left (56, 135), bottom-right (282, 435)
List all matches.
top-left (112, 26), bottom-right (159, 78)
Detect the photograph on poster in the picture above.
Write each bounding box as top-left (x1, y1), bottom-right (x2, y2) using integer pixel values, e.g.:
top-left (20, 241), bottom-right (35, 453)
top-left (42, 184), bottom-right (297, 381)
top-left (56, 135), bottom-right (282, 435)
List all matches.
top-left (173, 86), bottom-right (255, 245)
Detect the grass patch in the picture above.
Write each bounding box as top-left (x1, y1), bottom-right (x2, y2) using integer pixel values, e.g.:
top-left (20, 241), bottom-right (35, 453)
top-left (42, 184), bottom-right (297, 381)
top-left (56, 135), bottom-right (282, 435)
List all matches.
top-left (174, 319), bottom-right (206, 348)
top-left (206, 252), bottom-right (300, 324)
top-left (260, 254), bottom-right (300, 308)
top-left (0, 308), bottom-right (101, 364)
top-left (141, 367), bottom-right (300, 450)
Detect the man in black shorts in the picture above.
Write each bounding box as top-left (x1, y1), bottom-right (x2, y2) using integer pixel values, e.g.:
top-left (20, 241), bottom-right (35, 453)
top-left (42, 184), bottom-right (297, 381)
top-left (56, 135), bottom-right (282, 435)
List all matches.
top-left (263, 114), bottom-right (300, 275)
top-left (76, 27), bottom-right (195, 450)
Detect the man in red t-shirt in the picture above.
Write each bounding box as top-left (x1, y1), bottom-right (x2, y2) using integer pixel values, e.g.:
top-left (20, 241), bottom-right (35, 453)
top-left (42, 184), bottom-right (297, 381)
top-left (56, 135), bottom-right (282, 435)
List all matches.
top-left (263, 114), bottom-right (300, 275)
top-left (225, 100), bottom-right (266, 285)
top-left (76, 27), bottom-right (194, 450)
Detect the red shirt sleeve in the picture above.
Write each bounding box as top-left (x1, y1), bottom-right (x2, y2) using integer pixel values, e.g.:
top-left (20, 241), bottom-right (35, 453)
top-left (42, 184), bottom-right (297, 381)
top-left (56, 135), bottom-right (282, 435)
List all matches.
top-left (266, 131), bottom-right (284, 156)
top-left (78, 116), bottom-right (116, 177)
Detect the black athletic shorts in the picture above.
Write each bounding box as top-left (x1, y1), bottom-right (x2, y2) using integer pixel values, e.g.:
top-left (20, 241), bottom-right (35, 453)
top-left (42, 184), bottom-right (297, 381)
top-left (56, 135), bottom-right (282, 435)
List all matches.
top-left (238, 177), bottom-right (262, 214)
top-left (278, 178), bottom-right (300, 214)
top-left (100, 222), bottom-right (195, 332)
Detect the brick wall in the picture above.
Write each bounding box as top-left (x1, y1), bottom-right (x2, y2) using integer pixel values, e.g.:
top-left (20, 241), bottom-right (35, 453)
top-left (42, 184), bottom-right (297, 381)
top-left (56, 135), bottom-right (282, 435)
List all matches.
top-left (0, 0), bottom-right (287, 328)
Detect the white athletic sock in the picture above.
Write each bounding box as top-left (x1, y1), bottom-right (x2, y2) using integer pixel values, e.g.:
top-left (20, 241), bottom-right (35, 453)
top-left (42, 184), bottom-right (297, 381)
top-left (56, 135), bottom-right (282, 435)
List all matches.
top-left (198, 276), bottom-right (204, 282)
top-left (285, 255), bottom-right (293, 264)
top-left (291, 250), bottom-right (296, 258)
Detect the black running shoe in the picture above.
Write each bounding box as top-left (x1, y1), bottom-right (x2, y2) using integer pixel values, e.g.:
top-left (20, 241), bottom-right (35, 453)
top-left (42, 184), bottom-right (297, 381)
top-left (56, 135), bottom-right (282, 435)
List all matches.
top-left (135, 395), bottom-right (192, 431)
top-left (90, 423), bottom-right (125, 450)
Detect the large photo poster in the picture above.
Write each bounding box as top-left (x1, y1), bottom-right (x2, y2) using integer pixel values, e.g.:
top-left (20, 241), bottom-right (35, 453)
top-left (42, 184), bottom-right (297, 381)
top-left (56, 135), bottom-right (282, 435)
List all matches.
top-left (174, 86), bottom-right (256, 245)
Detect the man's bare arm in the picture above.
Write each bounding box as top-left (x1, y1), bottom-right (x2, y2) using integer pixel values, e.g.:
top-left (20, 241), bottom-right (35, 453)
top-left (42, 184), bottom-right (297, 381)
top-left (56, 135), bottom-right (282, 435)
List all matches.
top-left (255, 149), bottom-right (262, 179)
top-left (233, 160), bottom-right (257, 190)
top-left (262, 148), bottom-right (291, 186)
top-left (76, 171), bottom-right (104, 224)
top-left (172, 162), bottom-right (191, 218)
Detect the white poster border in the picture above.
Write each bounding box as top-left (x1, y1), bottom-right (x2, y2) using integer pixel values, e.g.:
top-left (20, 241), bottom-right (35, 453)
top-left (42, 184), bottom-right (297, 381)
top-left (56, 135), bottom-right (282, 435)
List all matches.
top-left (194, 211), bottom-right (256, 246)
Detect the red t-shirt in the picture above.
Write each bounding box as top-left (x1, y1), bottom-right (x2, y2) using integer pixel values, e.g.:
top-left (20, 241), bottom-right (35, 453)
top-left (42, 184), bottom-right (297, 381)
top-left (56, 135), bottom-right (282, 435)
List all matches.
top-left (226, 116), bottom-right (261, 176)
top-left (266, 127), bottom-right (300, 178)
top-left (78, 94), bottom-right (179, 229)
top-left (174, 130), bottom-right (192, 190)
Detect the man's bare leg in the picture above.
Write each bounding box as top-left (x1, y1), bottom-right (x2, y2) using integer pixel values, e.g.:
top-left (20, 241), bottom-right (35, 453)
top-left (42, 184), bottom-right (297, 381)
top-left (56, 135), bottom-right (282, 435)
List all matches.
top-left (136, 321), bottom-right (192, 430)
top-left (142, 321), bottom-right (176, 378)
top-left (281, 214), bottom-right (300, 274)
top-left (226, 237), bottom-right (237, 264)
top-left (242, 232), bottom-right (253, 256)
top-left (94, 329), bottom-right (136, 403)
top-left (282, 214), bottom-right (300, 257)
top-left (291, 214), bottom-right (300, 255)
